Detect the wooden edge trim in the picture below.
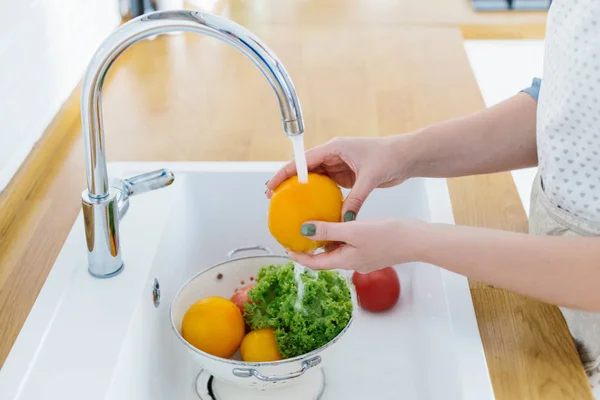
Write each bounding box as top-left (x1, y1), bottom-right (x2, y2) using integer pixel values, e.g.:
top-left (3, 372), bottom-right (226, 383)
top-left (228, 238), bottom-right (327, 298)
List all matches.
top-left (0, 83), bottom-right (82, 237)
top-left (460, 23), bottom-right (547, 40)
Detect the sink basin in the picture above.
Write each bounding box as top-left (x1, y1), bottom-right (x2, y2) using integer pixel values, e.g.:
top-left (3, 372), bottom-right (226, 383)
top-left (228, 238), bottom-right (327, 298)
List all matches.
top-left (0, 162), bottom-right (494, 400)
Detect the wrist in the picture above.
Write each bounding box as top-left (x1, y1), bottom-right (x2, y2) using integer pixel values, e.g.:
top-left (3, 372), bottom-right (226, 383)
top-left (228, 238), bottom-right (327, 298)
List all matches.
top-left (392, 218), bottom-right (438, 263)
top-left (382, 130), bottom-right (426, 181)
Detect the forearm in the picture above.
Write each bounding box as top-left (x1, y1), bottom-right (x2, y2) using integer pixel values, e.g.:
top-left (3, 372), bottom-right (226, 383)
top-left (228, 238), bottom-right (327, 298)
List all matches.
top-left (398, 92), bottom-right (538, 179)
top-left (414, 223), bottom-right (600, 311)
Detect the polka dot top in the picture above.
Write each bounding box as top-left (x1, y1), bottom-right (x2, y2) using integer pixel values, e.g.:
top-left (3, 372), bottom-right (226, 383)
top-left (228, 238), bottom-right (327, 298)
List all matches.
top-left (524, 0), bottom-right (600, 224)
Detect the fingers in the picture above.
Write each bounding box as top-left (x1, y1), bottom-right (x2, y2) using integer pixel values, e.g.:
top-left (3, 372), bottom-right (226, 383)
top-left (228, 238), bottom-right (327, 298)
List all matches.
top-left (266, 159), bottom-right (297, 193)
top-left (288, 247), bottom-right (351, 271)
top-left (300, 221), bottom-right (356, 244)
top-left (342, 179), bottom-right (374, 220)
top-left (266, 144), bottom-right (331, 192)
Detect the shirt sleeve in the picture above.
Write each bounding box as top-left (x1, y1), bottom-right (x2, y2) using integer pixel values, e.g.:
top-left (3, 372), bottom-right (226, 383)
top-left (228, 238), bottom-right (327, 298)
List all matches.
top-left (521, 77), bottom-right (542, 102)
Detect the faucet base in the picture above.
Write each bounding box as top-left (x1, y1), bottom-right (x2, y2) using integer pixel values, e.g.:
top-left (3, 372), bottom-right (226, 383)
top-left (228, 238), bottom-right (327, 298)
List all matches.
top-left (88, 263), bottom-right (125, 279)
top-left (82, 188), bottom-right (124, 278)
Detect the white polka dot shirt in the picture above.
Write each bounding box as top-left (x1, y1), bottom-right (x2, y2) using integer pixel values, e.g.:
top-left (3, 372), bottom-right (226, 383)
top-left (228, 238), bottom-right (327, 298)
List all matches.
top-left (524, 0), bottom-right (600, 224)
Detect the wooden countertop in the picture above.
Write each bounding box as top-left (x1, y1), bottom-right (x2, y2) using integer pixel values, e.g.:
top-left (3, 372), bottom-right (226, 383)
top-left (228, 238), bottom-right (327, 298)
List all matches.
top-left (216, 0), bottom-right (548, 38)
top-left (0, 1), bottom-right (592, 398)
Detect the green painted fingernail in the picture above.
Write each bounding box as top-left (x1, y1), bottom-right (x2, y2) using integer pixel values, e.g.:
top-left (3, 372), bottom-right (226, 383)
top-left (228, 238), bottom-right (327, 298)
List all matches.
top-left (300, 224), bottom-right (316, 237)
top-left (344, 211), bottom-right (356, 222)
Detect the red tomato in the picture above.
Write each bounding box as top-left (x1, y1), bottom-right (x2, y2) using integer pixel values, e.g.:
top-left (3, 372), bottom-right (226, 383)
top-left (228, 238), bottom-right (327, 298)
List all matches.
top-left (352, 267), bottom-right (400, 312)
top-left (230, 284), bottom-right (256, 314)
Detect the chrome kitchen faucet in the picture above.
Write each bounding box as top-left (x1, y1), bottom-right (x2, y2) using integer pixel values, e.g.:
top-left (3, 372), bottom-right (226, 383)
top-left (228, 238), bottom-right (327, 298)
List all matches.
top-left (80, 10), bottom-right (304, 278)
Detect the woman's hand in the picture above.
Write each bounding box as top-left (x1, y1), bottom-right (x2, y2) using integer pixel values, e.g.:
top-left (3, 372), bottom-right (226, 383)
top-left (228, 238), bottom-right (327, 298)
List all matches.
top-left (290, 219), bottom-right (600, 311)
top-left (266, 136), bottom-right (414, 220)
top-left (288, 218), bottom-right (427, 272)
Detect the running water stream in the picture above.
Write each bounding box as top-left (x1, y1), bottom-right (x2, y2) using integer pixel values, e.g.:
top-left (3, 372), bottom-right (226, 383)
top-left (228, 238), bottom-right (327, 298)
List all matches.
top-left (290, 134), bottom-right (308, 183)
top-left (293, 263), bottom-right (306, 311)
top-left (290, 134), bottom-right (309, 309)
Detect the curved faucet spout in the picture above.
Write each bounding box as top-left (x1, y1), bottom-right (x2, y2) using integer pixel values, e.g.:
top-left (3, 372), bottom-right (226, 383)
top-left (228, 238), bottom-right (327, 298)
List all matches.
top-left (81, 10), bottom-right (304, 198)
top-left (80, 10), bottom-right (305, 278)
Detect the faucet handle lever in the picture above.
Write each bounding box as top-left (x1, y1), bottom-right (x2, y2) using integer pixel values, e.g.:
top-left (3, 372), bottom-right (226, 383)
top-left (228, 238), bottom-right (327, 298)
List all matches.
top-left (122, 169), bottom-right (175, 196)
top-left (111, 168), bottom-right (175, 220)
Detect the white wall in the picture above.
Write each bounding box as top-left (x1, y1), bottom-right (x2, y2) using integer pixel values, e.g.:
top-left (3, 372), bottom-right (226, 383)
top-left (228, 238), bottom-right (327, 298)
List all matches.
top-left (0, 0), bottom-right (121, 192)
top-left (463, 40), bottom-right (545, 215)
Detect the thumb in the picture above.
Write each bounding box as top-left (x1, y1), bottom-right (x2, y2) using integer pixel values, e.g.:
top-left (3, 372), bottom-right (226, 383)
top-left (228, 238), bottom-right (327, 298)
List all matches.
top-left (300, 221), bottom-right (354, 243)
top-left (342, 179), bottom-right (374, 221)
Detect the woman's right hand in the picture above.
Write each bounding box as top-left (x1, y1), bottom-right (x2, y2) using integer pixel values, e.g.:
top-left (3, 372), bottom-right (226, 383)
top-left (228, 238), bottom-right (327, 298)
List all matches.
top-left (266, 136), bottom-right (413, 220)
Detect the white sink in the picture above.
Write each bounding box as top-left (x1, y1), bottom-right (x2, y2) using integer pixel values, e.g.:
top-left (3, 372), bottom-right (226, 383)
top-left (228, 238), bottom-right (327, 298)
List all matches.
top-left (0, 162), bottom-right (494, 400)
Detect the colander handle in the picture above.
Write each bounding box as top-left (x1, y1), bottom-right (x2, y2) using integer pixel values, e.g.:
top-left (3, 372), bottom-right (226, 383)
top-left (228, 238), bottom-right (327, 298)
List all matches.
top-left (227, 245), bottom-right (273, 259)
top-left (232, 356), bottom-right (322, 382)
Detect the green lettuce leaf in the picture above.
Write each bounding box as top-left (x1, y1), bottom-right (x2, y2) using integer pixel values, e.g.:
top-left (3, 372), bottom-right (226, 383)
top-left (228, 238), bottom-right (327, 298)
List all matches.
top-left (244, 262), bottom-right (353, 359)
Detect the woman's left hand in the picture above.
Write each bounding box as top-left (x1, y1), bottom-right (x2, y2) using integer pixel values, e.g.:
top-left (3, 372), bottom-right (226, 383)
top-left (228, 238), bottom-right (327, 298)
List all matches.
top-left (288, 218), bottom-right (427, 272)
